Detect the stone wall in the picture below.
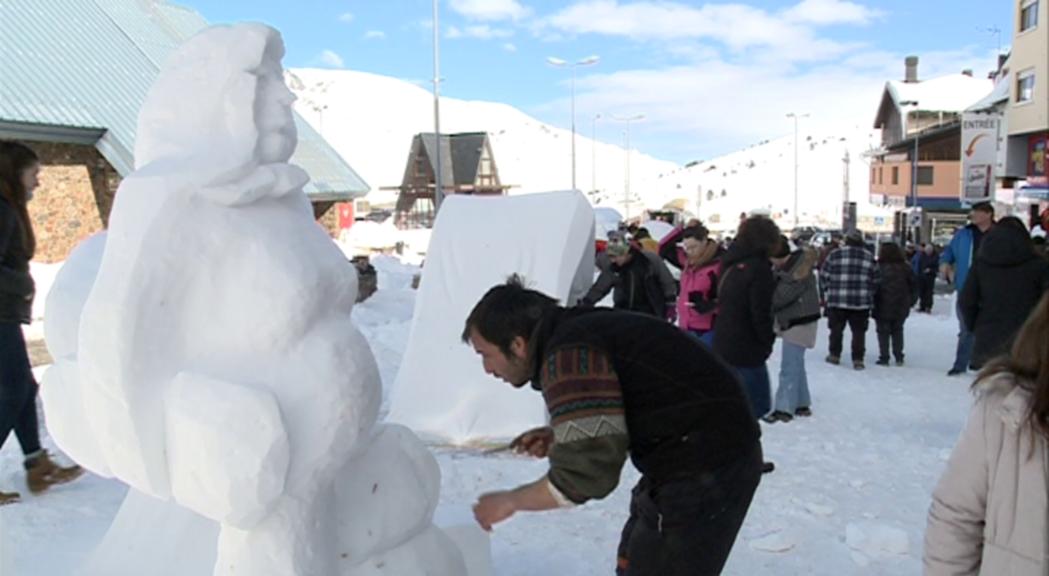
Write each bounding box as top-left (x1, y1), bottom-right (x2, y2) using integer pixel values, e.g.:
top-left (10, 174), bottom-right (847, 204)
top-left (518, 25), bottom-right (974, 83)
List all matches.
top-left (25, 141), bottom-right (345, 262)
top-left (314, 201), bottom-right (339, 237)
top-left (27, 142), bottom-right (119, 263)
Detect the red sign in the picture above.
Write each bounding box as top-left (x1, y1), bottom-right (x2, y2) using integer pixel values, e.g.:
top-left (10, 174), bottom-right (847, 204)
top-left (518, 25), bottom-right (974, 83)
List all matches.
top-left (337, 202), bottom-right (354, 230)
top-left (1030, 133), bottom-right (1048, 186)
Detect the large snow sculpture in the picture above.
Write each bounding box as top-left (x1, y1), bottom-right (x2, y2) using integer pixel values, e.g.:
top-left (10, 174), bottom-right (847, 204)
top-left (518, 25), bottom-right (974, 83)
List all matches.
top-left (41, 23), bottom-right (480, 576)
top-left (388, 191), bottom-right (595, 442)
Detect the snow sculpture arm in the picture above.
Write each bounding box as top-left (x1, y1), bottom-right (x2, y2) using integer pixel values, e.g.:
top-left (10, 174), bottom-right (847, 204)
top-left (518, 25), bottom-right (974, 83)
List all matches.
top-left (164, 371), bottom-right (290, 529)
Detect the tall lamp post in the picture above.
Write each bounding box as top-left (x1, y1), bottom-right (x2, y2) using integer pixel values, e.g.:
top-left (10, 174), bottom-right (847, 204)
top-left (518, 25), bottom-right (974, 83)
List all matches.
top-left (899, 100), bottom-right (921, 209)
top-left (591, 113), bottom-right (601, 196)
top-left (432, 0), bottom-right (444, 212)
top-left (899, 100), bottom-right (921, 242)
top-left (547, 55), bottom-right (600, 191)
top-left (609, 114), bottom-right (645, 219)
top-left (786, 112), bottom-right (809, 230)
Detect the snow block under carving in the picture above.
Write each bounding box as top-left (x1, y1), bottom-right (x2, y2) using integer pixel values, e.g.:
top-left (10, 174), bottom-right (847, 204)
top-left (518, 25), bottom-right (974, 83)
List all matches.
top-left (388, 191), bottom-right (594, 441)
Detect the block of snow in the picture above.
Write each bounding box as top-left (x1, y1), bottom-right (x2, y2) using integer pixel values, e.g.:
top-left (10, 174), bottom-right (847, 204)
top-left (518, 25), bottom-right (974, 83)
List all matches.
top-left (441, 524), bottom-right (492, 576)
top-left (81, 489), bottom-right (219, 576)
top-left (388, 191), bottom-right (594, 441)
top-left (42, 233), bottom-right (106, 362)
top-left (342, 525), bottom-right (467, 576)
top-left (334, 424), bottom-right (441, 561)
top-left (165, 371), bottom-right (290, 528)
top-left (38, 361), bottom-right (112, 477)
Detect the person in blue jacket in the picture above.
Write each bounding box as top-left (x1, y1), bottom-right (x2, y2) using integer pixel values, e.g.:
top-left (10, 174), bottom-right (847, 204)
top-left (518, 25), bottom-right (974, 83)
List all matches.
top-left (939, 202), bottom-right (995, 376)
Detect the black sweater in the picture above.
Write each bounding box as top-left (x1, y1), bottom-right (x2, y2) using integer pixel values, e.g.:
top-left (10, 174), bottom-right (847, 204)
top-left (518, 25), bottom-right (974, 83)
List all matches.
top-left (529, 307), bottom-right (760, 480)
top-left (0, 200), bottom-right (34, 324)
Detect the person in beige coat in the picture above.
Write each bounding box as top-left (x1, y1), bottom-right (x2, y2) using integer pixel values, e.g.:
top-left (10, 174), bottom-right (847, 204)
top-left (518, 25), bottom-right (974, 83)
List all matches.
top-left (924, 290), bottom-right (1049, 575)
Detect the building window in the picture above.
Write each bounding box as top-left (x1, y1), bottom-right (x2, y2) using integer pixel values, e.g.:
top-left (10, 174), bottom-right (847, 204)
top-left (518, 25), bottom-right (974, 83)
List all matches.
top-left (917, 166), bottom-right (934, 185)
top-left (1021, 0), bottom-right (1038, 32)
top-left (892, 166), bottom-right (899, 185)
top-left (878, 167), bottom-right (883, 184)
top-left (871, 167), bottom-right (876, 184)
top-left (1017, 69), bottom-right (1036, 102)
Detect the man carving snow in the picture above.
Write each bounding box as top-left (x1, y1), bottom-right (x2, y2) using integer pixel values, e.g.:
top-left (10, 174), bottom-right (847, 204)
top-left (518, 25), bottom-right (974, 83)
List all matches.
top-left (464, 275), bottom-right (763, 575)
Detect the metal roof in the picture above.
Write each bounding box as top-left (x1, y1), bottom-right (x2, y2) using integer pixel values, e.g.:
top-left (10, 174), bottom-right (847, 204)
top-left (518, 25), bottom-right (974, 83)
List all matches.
top-left (0, 0), bottom-right (368, 200)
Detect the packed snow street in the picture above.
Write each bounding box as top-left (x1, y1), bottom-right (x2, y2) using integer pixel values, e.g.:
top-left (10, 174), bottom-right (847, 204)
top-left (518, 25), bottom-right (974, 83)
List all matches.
top-left (1, 1), bottom-right (1048, 575)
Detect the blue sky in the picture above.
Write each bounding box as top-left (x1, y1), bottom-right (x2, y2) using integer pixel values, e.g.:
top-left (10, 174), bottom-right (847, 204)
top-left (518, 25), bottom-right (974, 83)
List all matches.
top-left (180, 0), bottom-right (1013, 163)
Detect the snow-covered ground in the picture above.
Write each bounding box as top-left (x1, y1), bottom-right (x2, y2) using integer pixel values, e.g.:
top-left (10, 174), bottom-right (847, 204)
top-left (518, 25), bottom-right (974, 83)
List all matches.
top-left (1, 253), bottom-right (972, 575)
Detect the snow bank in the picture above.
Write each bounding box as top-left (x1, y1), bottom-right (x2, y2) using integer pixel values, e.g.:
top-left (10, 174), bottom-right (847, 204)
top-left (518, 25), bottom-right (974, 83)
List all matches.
top-left (388, 191), bottom-right (594, 442)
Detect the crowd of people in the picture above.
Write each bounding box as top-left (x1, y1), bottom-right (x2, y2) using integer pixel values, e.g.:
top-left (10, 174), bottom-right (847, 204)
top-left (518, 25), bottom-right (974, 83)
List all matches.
top-left (464, 206), bottom-right (1049, 574)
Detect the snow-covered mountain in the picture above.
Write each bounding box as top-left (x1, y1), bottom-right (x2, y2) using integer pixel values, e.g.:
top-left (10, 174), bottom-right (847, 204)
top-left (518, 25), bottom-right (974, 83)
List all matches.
top-left (287, 67), bottom-right (892, 231)
top-left (286, 68), bottom-right (677, 216)
top-left (649, 127), bottom-right (894, 232)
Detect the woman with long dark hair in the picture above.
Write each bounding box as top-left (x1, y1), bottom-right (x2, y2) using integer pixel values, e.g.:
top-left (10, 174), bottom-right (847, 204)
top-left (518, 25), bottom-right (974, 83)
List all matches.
top-left (0, 141), bottom-right (82, 505)
top-left (924, 290), bottom-right (1049, 574)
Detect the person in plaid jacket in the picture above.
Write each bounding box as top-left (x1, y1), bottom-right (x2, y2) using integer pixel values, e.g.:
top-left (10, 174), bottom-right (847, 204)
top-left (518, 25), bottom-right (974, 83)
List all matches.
top-left (820, 229), bottom-right (880, 369)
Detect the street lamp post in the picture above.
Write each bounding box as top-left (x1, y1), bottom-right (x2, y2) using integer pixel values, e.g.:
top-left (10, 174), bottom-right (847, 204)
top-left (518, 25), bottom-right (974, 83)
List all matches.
top-left (432, 0), bottom-right (444, 212)
top-left (900, 100), bottom-right (921, 242)
top-left (609, 114), bottom-right (645, 219)
top-left (591, 113), bottom-right (601, 196)
top-left (547, 55), bottom-right (600, 191)
top-left (786, 112), bottom-right (809, 230)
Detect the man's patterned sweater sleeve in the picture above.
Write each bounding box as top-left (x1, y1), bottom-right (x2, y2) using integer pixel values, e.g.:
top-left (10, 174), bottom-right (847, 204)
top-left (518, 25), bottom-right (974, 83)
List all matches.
top-left (541, 345), bottom-right (630, 506)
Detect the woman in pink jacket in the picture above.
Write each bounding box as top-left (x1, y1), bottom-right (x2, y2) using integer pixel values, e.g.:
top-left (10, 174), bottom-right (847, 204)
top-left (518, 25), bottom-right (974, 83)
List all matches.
top-left (924, 290), bottom-right (1049, 575)
top-left (659, 224), bottom-right (723, 346)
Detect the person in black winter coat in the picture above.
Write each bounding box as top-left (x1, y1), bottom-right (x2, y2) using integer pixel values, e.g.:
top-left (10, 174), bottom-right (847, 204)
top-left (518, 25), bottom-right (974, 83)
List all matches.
top-left (873, 242), bottom-right (917, 366)
top-left (960, 216), bottom-right (1049, 369)
top-left (713, 215), bottom-right (780, 420)
top-left (579, 238), bottom-right (677, 318)
top-left (912, 243), bottom-right (939, 313)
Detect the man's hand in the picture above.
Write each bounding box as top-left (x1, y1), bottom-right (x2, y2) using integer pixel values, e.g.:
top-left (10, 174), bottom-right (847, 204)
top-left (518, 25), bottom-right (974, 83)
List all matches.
top-left (473, 491), bottom-right (517, 531)
top-left (509, 426), bottom-right (554, 458)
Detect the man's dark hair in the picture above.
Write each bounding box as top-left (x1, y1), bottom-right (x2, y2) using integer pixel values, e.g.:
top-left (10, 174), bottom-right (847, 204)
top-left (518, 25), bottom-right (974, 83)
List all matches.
top-left (735, 215), bottom-right (781, 257)
top-left (461, 274), bottom-right (559, 356)
top-left (633, 227), bottom-right (651, 240)
top-left (971, 201), bottom-right (994, 216)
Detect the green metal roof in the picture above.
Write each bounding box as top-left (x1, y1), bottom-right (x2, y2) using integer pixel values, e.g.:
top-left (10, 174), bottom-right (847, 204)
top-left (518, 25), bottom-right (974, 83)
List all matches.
top-left (0, 0), bottom-right (368, 200)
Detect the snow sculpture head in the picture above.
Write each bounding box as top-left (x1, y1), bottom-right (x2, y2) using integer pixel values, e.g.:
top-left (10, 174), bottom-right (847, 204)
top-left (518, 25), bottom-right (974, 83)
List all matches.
top-left (135, 23), bottom-right (297, 179)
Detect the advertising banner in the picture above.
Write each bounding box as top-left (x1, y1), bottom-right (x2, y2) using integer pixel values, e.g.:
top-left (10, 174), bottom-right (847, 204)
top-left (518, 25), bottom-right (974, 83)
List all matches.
top-left (960, 112), bottom-right (1002, 202)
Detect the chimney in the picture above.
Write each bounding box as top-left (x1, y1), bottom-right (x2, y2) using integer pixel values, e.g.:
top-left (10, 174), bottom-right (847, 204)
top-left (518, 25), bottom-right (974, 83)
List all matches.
top-left (962, 69), bottom-right (973, 77)
top-left (905, 55), bottom-right (919, 83)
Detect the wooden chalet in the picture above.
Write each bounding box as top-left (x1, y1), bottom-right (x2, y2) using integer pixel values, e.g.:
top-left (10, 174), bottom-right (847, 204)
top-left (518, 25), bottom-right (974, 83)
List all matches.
top-left (384, 132), bottom-right (510, 227)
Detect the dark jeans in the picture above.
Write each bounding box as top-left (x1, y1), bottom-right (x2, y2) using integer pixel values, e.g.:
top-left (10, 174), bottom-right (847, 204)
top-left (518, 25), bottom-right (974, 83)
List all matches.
top-left (827, 307), bottom-right (869, 362)
top-left (616, 444), bottom-right (762, 576)
top-left (733, 364), bottom-right (771, 420)
top-left (0, 322), bottom-right (42, 458)
top-left (952, 299), bottom-right (975, 372)
top-left (918, 276), bottom-right (935, 312)
top-left (876, 318), bottom-right (906, 362)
